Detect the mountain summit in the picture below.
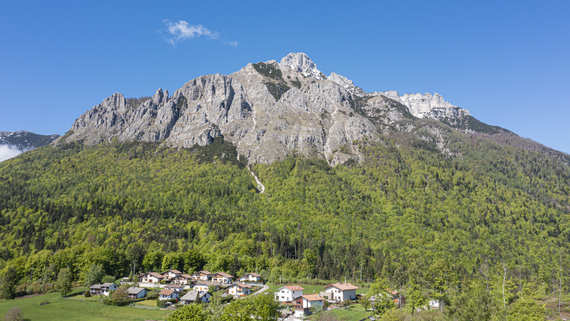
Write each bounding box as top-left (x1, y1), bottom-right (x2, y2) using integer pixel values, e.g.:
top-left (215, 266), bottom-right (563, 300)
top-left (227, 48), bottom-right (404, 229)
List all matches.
top-left (58, 52), bottom-right (567, 165)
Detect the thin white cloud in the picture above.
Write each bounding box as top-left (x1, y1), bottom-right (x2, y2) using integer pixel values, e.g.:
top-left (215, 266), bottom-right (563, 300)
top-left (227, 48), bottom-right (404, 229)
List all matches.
top-left (164, 19), bottom-right (219, 45)
top-left (0, 145), bottom-right (23, 162)
top-left (163, 19), bottom-right (237, 47)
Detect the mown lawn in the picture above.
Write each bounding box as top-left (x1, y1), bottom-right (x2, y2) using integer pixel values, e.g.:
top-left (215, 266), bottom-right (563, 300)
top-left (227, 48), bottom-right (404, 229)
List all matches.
top-left (0, 292), bottom-right (170, 321)
top-left (310, 304), bottom-right (371, 321)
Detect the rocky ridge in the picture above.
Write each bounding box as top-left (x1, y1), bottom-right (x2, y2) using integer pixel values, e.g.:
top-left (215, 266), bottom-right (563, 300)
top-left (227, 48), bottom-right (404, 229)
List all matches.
top-left (58, 52), bottom-right (564, 165)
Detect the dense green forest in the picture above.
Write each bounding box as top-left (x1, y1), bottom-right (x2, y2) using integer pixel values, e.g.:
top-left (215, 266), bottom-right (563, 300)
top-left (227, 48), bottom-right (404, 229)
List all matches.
top-left (0, 134), bottom-right (568, 319)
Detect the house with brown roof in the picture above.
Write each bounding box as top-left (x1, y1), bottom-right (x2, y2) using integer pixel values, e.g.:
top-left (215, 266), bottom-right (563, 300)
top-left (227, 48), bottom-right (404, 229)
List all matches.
top-left (163, 269), bottom-right (182, 280)
top-left (212, 272), bottom-right (234, 284)
top-left (274, 285), bottom-right (304, 303)
top-left (172, 273), bottom-right (192, 286)
top-left (159, 288), bottom-right (179, 301)
top-left (322, 283), bottom-right (358, 302)
top-left (197, 270), bottom-right (213, 281)
top-left (140, 272), bottom-right (164, 284)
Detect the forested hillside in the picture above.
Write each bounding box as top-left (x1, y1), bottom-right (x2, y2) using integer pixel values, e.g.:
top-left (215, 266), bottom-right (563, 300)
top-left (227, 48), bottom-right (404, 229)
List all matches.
top-left (0, 133), bottom-right (568, 317)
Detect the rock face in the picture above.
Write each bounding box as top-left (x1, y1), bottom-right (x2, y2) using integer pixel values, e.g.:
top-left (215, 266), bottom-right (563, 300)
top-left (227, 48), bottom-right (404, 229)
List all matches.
top-left (59, 52), bottom-right (520, 165)
top-left (378, 91), bottom-right (469, 120)
top-left (0, 131), bottom-right (59, 162)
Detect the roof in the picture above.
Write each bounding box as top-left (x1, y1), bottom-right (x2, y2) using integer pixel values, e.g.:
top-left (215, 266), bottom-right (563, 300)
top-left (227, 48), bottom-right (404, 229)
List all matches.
top-left (160, 289), bottom-right (174, 296)
top-left (169, 269), bottom-right (182, 274)
top-left (181, 274), bottom-right (192, 279)
top-left (181, 290), bottom-right (198, 301)
top-left (148, 272), bottom-right (164, 279)
top-left (283, 285), bottom-right (304, 291)
top-left (194, 283), bottom-right (209, 287)
top-left (215, 272), bottom-right (233, 278)
top-left (101, 283), bottom-right (115, 288)
top-left (326, 283), bottom-right (359, 291)
top-left (90, 284), bottom-right (102, 289)
top-left (127, 287), bottom-right (145, 295)
top-left (303, 294), bottom-right (324, 301)
top-left (242, 272), bottom-right (261, 277)
top-left (234, 283), bottom-right (253, 289)
top-left (199, 270), bottom-right (211, 275)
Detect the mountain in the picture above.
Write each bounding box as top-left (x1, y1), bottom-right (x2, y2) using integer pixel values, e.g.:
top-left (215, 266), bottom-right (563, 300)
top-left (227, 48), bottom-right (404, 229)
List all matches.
top-left (0, 131), bottom-right (59, 162)
top-left (58, 52), bottom-right (568, 166)
top-left (0, 53), bottom-right (568, 317)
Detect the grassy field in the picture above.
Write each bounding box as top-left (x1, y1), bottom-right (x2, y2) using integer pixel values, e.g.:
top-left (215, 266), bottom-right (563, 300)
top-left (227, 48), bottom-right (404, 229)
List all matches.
top-left (0, 293), bottom-right (170, 321)
top-left (310, 304), bottom-right (371, 321)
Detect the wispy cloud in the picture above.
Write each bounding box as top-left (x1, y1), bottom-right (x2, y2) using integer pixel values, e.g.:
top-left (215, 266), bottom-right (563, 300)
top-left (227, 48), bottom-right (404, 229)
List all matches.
top-left (163, 19), bottom-right (237, 47)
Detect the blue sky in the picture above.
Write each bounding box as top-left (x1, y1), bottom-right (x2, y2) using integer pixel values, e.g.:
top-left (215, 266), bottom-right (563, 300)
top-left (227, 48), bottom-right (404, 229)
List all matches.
top-left (0, 0), bottom-right (569, 153)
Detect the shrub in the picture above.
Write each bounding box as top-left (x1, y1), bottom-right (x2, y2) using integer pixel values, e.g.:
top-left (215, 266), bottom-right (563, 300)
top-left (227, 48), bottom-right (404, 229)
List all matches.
top-left (4, 308), bottom-right (23, 321)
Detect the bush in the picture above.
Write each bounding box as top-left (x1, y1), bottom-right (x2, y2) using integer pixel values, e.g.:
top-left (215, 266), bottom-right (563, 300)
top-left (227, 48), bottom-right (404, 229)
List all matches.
top-left (4, 308), bottom-right (23, 321)
top-left (101, 275), bottom-right (115, 284)
top-left (168, 304), bottom-right (208, 321)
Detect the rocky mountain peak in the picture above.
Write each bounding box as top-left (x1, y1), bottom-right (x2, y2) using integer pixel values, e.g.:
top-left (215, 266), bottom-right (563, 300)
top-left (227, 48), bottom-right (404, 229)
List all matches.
top-left (59, 52), bottom-right (540, 166)
top-left (279, 52), bottom-right (324, 79)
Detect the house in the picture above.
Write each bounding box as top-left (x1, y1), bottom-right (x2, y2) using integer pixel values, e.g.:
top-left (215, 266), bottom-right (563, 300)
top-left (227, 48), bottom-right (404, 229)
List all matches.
top-left (428, 299), bottom-right (442, 310)
top-left (193, 283), bottom-right (210, 293)
top-left (140, 272), bottom-right (164, 284)
top-left (173, 274), bottom-right (192, 286)
top-left (228, 283), bottom-right (253, 297)
top-left (89, 283), bottom-right (117, 296)
top-left (239, 273), bottom-right (263, 283)
top-left (180, 290), bottom-right (211, 304)
top-left (274, 285), bottom-right (304, 303)
top-left (159, 288), bottom-right (179, 301)
top-left (119, 277), bottom-right (134, 285)
top-left (127, 287), bottom-right (147, 299)
top-left (322, 283), bottom-right (358, 302)
top-left (198, 270), bottom-right (213, 281)
top-left (164, 284), bottom-right (183, 293)
top-left (163, 269), bottom-right (182, 280)
top-left (212, 272), bottom-right (234, 284)
top-left (302, 294), bottom-right (324, 310)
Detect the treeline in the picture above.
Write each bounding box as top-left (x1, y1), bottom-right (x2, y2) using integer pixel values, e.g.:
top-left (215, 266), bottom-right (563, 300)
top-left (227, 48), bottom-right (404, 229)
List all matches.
top-left (0, 138), bottom-right (567, 311)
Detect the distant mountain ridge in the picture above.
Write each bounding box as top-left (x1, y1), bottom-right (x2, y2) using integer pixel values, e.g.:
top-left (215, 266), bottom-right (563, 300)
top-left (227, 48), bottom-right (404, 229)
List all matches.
top-left (0, 131), bottom-right (59, 162)
top-left (57, 52), bottom-right (568, 165)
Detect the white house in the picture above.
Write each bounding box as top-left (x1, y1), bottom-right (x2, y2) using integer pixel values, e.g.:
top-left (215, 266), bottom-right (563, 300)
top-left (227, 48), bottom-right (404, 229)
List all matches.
top-left (89, 283), bottom-right (117, 296)
top-left (302, 294), bottom-right (324, 309)
top-left (322, 283), bottom-right (358, 302)
top-left (127, 287), bottom-right (147, 299)
top-left (239, 273), bottom-right (263, 283)
top-left (212, 272), bottom-right (234, 284)
top-left (159, 288), bottom-right (179, 301)
top-left (173, 274), bottom-right (192, 286)
top-left (141, 272), bottom-right (164, 284)
top-left (180, 290), bottom-right (211, 304)
top-left (193, 283), bottom-right (210, 293)
top-left (198, 270), bottom-right (213, 281)
top-left (163, 269), bottom-right (182, 280)
top-left (275, 285), bottom-right (304, 303)
top-left (228, 283), bottom-right (253, 297)
top-left (428, 299), bottom-right (442, 310)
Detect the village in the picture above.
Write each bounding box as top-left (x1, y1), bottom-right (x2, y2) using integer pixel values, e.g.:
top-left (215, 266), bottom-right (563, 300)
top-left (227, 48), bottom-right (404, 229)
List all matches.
top-left (86, 269), bottom-right (443, 320)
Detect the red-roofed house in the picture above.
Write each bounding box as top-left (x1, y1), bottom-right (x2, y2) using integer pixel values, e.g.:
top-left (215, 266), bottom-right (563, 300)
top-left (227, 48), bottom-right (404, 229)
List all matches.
top-left (323, 283), bottom-right (358, 302)
top-left (275, 285), bottom-right (304, 303)
top-left (140, 272), bottom-right (164, 284)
